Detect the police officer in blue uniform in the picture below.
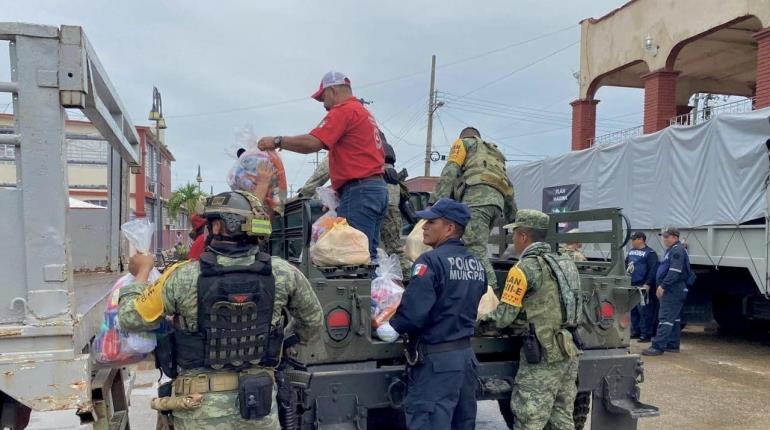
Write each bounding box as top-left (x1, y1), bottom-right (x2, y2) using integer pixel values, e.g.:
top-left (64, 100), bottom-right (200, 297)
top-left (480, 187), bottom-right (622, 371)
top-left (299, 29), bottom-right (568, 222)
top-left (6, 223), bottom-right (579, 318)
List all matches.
top-left (376, 198), bottom-right (486, 430)
top-left (626, 232), bottom-right (659, 342)
top-left (643, 227), bottom-right (691, 356)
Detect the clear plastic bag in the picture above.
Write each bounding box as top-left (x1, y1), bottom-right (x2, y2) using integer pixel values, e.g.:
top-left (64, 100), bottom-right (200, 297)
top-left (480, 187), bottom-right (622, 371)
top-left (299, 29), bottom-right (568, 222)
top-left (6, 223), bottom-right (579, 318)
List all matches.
top-left (227, 126), bottom-right (287, 214)
top-left (310, 187), bottom-right (342, 244)
top-left (121, 218), bottom-right (155, 254)
top-left (371, 249), bottom-right (404, 328)
top-left (95, 271), bottom-right (160, 365)
top-left (404, 219), bottom-right (432, 262)
top-left (310, 219), bottom-right (370, 267)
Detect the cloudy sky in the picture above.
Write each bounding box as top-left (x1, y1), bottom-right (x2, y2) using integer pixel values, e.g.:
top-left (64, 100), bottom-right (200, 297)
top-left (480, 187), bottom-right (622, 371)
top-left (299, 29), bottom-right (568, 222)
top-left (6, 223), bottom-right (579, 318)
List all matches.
top-left (3, 0), bottom-right (644, 194)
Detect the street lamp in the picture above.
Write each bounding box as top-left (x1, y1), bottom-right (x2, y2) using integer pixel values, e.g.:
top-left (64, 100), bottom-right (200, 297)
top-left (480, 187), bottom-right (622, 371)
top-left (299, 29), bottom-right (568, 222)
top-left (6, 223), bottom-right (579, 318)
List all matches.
top-left (196, 165), bottom-right (202, 191)
top-left (148, 87), bottom-right (167, 260)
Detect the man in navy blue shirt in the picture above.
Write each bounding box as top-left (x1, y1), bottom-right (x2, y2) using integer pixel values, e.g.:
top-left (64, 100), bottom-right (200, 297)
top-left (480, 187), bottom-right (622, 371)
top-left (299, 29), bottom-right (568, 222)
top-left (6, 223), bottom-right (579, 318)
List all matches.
top-left (626, 232), bottom-right (659, 342)
top-left (377, 198), bottom-right (486, 430)
top-left (643, 227), bottom-right (691, 356)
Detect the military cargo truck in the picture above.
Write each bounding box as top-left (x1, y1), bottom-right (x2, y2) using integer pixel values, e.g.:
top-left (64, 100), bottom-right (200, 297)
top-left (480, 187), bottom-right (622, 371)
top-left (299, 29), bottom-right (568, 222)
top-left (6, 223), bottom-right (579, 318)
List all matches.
top-left (0, 23), bottom-right (140, 429)
top-left (271, 198), bottom-right (658, 430)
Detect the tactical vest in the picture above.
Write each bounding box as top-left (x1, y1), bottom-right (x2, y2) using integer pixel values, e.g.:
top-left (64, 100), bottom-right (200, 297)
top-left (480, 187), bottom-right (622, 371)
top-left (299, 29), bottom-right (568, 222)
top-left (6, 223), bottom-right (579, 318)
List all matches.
top-left (514, 255), bottom-right (581, 362)
top-left (174, 251), bottom-right (283, 370)
top-left (456, 137), bottom-right (513, 198)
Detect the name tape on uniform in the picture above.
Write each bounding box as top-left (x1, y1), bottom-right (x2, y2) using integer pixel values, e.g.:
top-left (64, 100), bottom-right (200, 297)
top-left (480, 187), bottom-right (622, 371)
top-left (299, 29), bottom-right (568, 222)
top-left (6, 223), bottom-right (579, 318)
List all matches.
top-left (501, 266), bottom-right (528, 307)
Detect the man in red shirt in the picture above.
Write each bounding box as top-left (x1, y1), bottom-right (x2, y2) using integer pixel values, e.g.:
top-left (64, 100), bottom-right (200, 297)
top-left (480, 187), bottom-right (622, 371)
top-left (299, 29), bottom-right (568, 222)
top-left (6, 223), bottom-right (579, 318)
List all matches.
top-left (257, 71), bottom-right (388, 259)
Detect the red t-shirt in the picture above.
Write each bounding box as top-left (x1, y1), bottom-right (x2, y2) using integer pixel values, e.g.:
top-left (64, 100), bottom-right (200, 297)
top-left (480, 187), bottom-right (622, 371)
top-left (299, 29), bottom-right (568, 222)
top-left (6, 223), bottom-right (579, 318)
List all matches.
top-left (188, 234), bottom-right (205, 260)
top-left (309, 97), bottom-right (385, 190)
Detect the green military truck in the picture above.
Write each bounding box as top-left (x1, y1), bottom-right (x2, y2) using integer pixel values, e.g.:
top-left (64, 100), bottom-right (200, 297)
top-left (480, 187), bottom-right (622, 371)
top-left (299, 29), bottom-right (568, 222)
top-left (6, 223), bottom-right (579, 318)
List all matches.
top-left (270, 198), bottom-right (658, 430)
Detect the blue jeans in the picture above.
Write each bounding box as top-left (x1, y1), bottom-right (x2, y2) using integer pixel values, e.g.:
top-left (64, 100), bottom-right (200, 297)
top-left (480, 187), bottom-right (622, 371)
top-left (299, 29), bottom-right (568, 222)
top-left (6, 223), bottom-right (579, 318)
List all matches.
top-left (337, 178), bottom-right (388, 260)
top-left (631, 285), bottom-right (659, 338)
top-left (652, 286), bottom-right (687, 351)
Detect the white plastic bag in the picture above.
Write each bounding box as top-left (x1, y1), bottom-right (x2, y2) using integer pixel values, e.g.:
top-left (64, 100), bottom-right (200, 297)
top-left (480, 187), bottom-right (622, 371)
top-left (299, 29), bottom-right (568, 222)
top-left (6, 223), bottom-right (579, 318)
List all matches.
top-left (476, 286), bottom-right (500, 320)
top-left (371, 249), bottom-right (404, 328)
top-left (227, 126), bottom-right (287, 214)
top-left (121, 218), bottom-right (155, 254)
top-left (404, 219), bottom-right (432, 262)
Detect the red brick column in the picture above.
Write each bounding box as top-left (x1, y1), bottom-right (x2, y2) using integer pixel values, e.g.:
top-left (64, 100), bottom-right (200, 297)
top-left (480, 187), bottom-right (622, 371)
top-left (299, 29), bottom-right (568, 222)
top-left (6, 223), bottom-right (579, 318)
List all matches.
top-left (641, 70), bottom-right (679, 133)
top-left (754, 28), bottom-right (770, 109)
top-left (570, 99), bottom-right (599, 151)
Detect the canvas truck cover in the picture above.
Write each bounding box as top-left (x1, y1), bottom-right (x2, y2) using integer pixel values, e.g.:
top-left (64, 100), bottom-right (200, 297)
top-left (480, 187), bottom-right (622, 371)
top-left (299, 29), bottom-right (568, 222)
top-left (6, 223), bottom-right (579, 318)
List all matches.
top-left (508, 108), bottom-right (770, 230)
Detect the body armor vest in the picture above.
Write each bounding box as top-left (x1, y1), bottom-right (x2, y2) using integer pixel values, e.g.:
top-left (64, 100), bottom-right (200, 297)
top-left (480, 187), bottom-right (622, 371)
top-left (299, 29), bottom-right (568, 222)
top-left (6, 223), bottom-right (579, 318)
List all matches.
top-left (512, 255), bottom-right (580, 362)
top-left (459, 137), bottom-right (513, 197)
top-left (174, 251), bottom-right (283, 370)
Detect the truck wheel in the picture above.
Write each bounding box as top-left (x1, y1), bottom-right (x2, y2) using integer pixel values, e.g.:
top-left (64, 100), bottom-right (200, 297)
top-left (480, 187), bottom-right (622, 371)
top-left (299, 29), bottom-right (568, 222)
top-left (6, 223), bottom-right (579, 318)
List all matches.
top-left (367, 407), bottom-right (407, 430)
top-left (498, 391), bottom-right (590, 430)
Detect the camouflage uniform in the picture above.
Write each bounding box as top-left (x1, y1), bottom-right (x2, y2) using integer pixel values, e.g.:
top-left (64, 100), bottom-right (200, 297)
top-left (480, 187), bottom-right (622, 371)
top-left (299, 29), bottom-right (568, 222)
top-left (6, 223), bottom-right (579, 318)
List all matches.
top-left (299, 155), bottom-right (409, 276)
top-left (431, 136), bottom-right (516, 288)
top-left (118, 255), bottom-right (323, 430)
top-left (297, 156), bottom-right (330, 198)
top-left (559, 245), bottom-right (587, 262)
top-left (477, 210), bottom-right (580, 430)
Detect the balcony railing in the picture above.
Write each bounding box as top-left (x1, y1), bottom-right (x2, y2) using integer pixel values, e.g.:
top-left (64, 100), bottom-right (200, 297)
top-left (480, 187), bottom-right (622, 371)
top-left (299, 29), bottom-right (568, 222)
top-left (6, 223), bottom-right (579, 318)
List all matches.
top-left (587, 125), bottom-right (643, 147)
top-left (669, 97), bottom-right (754, 127)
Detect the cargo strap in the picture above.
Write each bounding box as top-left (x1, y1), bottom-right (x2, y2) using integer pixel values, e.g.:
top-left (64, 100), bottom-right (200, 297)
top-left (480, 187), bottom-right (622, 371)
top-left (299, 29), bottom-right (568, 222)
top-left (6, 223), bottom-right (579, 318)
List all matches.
top-left (173, 370), bottom-right (273, 395)
top-left (421, 338), bottom-right (471, 355)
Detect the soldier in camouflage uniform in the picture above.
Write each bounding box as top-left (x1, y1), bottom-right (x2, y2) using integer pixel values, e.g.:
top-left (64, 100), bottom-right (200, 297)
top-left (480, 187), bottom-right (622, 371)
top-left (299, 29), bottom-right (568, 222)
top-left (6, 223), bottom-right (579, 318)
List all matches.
top-left (119, 190), bottom-right (323, 430)
top-left (477, 210), bottom-right (580, 430)
top-left (431, 127), bottom-right (516, 289)
top-left (297, 135), bottom-right (411, 277)
top-left (559, 229), bottom-right (587, 262)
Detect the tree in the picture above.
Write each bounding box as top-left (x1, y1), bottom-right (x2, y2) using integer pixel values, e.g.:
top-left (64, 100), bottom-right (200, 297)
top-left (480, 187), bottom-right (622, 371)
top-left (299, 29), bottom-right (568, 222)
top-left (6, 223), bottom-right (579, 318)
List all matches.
top-left (168, 183), bottom-right (205, 220)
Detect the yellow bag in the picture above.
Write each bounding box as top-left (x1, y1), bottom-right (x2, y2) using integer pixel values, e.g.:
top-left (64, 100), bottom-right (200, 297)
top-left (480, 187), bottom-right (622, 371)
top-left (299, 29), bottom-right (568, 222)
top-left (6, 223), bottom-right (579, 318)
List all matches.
top-left (310, 219), bottom-right (371, 267)
top-left (476, 286), bottom-right (500, 320)
top-left (404, 219), bottom-right (432, 262)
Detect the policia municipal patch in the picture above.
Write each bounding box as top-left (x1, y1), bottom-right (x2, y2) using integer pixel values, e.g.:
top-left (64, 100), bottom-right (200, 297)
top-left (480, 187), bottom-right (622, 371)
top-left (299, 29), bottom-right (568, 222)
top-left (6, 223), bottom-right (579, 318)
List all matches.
top-left (501, 266), bottom-right (528, 307)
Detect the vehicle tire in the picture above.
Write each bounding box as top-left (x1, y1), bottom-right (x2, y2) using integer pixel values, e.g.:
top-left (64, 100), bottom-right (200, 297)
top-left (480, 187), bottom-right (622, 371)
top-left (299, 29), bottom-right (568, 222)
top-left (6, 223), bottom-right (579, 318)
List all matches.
top-left (498, 391), bottom-right (591, 430)
top-left (713, 294), bottom-right (752, 334)
top-left (497, 398), bottom-right (515, 429)
top-left (367, 407), bottom-right (407, 430)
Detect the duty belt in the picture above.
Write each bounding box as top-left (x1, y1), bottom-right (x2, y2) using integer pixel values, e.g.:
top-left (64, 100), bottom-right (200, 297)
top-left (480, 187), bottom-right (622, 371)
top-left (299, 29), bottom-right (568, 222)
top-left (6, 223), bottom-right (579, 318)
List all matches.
top-left (421, 338), bottom-right (472, 355)
top-left (173, 369), bottom-right (273, 395)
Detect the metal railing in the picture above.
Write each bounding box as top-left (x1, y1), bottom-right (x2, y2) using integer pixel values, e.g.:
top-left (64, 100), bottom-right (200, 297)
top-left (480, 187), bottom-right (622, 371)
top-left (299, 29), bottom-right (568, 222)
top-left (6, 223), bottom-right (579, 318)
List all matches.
top-left (587, 125), bottom-right (643, 147)
top-left (669, 97), bottom-right (754, 126)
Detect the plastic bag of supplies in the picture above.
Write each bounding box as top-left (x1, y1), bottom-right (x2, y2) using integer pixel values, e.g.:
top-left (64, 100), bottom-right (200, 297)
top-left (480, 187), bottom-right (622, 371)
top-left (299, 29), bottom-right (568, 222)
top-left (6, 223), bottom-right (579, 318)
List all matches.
top-left (371, 250), bottom-right (405, 328)
top-left (310, 187), bottom-right (343, 245)
top-left (310, 219), bottom-right (370, 267)
top-left (93, 219), bottom-right (162, 365)
top-left (227, 126), bottom-right (288, 214)
top-left (404, 219), bottom-right (432, 262)
top-left (476, 286), bottom-right (500, 320)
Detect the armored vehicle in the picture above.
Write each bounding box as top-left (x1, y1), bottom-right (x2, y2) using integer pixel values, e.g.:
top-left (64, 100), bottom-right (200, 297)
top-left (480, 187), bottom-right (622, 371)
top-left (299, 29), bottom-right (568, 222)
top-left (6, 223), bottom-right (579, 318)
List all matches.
top-left (270, 198), bottom-right (659, 429)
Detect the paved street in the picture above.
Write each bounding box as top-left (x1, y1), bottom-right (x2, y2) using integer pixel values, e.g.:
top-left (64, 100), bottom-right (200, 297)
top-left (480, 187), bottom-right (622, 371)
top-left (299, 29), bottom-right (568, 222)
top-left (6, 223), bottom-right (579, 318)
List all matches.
top-left (26, 326), bottom-right (770, 429)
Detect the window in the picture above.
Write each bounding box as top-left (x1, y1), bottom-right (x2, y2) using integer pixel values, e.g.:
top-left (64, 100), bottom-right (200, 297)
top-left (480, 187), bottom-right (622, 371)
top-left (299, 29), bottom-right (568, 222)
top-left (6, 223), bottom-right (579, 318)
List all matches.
top-left (84, 199), bottom-right (108, 207)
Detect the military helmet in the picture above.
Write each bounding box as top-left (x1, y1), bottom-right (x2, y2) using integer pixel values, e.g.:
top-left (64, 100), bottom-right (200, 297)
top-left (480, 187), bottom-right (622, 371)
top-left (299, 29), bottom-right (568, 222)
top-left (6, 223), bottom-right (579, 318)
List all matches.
top-left (203, 191), bottom-right (272, 238)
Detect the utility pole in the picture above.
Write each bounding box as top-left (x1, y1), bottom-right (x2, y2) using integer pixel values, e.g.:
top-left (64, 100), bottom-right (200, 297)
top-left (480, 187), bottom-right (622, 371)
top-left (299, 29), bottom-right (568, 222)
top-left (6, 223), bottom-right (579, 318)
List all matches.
top-left (424, 54), bottom-right (437, 177)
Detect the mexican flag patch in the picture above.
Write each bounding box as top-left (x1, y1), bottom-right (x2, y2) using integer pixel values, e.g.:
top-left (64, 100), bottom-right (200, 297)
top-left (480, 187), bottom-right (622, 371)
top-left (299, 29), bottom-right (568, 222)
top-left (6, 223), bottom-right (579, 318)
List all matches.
top-left (412, 263), bottom-right (428, 278)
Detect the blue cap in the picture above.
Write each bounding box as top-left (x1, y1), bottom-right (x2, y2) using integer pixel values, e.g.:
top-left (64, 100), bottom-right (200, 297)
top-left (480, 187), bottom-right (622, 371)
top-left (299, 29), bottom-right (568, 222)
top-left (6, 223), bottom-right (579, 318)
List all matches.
top-left (416, 198), bottom-right (471, 227)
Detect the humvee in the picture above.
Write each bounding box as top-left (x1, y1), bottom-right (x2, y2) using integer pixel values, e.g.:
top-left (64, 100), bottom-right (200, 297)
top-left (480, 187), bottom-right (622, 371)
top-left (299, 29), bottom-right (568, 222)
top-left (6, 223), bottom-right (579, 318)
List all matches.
top-left (270, 198), bottom-right (658, 429)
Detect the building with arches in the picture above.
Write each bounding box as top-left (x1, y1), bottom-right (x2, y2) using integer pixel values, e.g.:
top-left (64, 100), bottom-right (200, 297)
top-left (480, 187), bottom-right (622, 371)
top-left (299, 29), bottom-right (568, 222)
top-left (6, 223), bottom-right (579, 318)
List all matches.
top-left (572, 0), bottom-right (770, 150)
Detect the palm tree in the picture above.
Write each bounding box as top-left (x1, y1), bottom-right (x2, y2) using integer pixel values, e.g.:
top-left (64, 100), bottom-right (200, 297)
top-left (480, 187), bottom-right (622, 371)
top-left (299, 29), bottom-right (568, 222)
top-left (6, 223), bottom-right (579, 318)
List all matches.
top-left (168, 183), bottom-right (205, 220)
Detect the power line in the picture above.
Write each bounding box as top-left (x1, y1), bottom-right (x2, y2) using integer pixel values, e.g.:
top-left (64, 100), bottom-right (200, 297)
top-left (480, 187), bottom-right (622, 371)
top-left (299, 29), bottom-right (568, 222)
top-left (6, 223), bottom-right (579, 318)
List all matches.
top-left (166, 25), bottom-right (578, 120)
top-left (456, 40), bottom-right (579, 98)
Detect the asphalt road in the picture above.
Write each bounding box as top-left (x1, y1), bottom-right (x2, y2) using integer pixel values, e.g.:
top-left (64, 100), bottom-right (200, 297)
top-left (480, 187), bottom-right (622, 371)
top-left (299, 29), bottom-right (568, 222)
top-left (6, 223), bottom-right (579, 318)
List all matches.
top-left (25, 326), bottom-right (770, 429)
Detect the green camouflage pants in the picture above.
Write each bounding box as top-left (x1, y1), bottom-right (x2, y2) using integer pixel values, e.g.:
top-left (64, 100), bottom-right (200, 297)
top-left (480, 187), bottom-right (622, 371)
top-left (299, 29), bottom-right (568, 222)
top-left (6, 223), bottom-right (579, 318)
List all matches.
top-left (510, 355), bottom-right (579, 430)
top-left (172, 387), bottom-right (279, 430)
top-left (380, 204), bottom-right (411, 279)
top-left (462, 205), bottom-right (502, 288)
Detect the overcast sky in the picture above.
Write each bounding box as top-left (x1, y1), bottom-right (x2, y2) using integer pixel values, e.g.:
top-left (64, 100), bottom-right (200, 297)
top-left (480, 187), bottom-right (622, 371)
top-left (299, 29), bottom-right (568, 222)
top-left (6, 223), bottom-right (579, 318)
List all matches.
top-left (3, 0), bottom-right (644, 194)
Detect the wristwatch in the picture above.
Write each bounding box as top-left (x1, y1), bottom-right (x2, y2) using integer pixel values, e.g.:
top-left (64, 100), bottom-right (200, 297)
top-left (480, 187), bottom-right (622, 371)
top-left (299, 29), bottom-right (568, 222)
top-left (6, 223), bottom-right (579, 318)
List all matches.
top-left (273, 136), bottom-right (283, 149)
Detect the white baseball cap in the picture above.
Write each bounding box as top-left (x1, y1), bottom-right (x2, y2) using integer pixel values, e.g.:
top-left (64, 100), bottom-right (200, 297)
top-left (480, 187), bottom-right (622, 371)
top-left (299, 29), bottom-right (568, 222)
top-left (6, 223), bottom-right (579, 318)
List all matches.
top-left (311, 71), bottom-right (351, 101)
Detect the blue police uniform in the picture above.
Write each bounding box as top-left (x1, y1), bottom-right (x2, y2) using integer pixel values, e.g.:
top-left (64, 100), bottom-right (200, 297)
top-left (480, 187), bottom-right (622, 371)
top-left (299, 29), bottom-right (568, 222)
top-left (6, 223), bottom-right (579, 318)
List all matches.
top-left (651, 241), bottom-right (690, 352)
top-left (626, 246), bottom-right (659, 340)
top-left (388, 199), bottom-right (487, 430)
